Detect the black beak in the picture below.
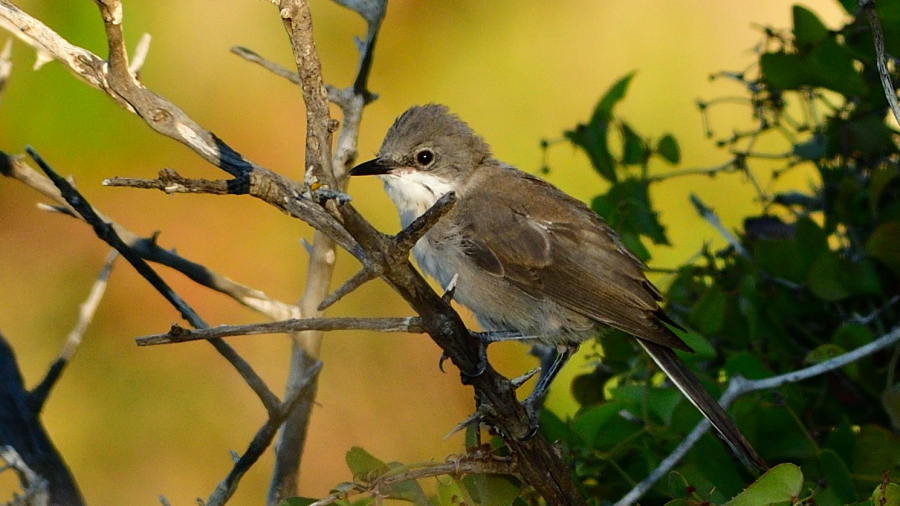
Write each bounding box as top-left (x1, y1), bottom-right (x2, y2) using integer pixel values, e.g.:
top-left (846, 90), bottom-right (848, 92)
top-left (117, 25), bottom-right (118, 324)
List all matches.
top-left (349, 158), bottom-right (393, 176)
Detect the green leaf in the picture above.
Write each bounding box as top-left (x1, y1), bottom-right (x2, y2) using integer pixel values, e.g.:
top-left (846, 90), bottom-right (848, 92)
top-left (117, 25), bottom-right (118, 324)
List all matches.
top-left (760, 38), bottom-right (866, 96)
top-left (593, 71), bottom-right (637, 122)
top-left (871, 482), bottom-right (900, 506)
top-left (591, 178), bottom-right (668, 244)
top-left (437, 478), bottom-right (475, 506)
top-left (462, 475), bottom-right (520, 506)
top-left (793, 5), bottom-right (830, 48)
top-left (804, 344), bottom-right (857, 378)
top-left (345, 446), bottom-right (387, 477)
top-left (808, 252), bottom-right (883, 301)
top-left (611, 385), bottom-right (683, 426)
top-left (755, 239), bottom-right (807, 284)
top-left (621, 122), bottom-right (646, 165)
top-left (866, 222), bottom-right (900, 277)
top-left (852, 425), bottom-right (900, 478)
top-left (689, 286), bottom-right (726, 334)
top-left (722, 463), bottom-right (803, 506)
top-left (819, 449), bottom-right (857, 504)
top-left (672, 329), bottom-right (717, 363)
top-left (571, 401), bottom-right (624, 445)
top-left (656, 134), bottom-right (680, 164)
top-left (619, 232), bottom-right (651, 262)
top-left (792, 132), bottom-right (827, 160)
top-left (565, 121), bottom-right (616, 182)
top-left (724, 352), bottom-right (772, 380)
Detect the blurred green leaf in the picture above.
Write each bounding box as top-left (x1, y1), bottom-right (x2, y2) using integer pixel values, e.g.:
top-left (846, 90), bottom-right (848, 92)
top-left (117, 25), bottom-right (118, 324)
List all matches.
top-left (805, 344), bottom-right (858, 378)
top-left (689, 286), bottom-right (726, 334)
top-left (819, 449), bottom-right (857, 504)
top-left (611, 385), bottom-right (683, 426)
top-left (591, 179), bottom-right (668, 244)
top-left (871, 166), bottom-right (899, 214)
top-left (852, 425), bottom-right (900, 479)
top-left (808, 252), bottom-right (881, 301)
top-left (656, 134), bottom-right (681, 164)
top-left (866, 222), bottom-right (900, 277)
top-left (571, 401), bottom-right (624, 445)
top-left (755, 238), bottom-right (807, 283)
top-left (761, 38), bottom-right (866, 96)
top-left (722, 463), bottom-right (803, 506)
top-left (673, 329), bottom-right (717, 363)
top-left (565, 121), bottom-right (616, 182)
top-left (793, 5), bottom-right (830, 48)
top-left (593, 71), bottom-right (636, 122)
top-left (621, 122), bottom-right (646, 165)
top-left (462, 475), bottom-right (520, 506)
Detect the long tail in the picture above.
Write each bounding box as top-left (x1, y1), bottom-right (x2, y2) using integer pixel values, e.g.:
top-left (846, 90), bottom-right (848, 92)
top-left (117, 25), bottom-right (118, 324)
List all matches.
top-left (637, 340), bottom-right (768, 471)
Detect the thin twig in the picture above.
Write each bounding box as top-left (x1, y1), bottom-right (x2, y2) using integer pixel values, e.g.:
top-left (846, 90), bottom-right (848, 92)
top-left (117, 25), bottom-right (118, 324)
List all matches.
top-left (136, 317), bottom-right (424, 346)
top-left (615, 325), bottom-right (900, 506)
top-left (24, 146), bottom-right (281, 415)
top-left (206, 360), bottom-right (323, 506)
top-left (859, 0), bottom-right (900, 127)
top-left (689, 193), bottom-right (750, 258)
top-left (128, 32), bottom-right (151, 75)
top-left (648, 158), bottom-right (739, 183)
top-left (231, 46), bottom-right (301, 86)
top-left (27, 250), bottom-right (118, 413)
top-left (0, 37), bottom-right (11, 106)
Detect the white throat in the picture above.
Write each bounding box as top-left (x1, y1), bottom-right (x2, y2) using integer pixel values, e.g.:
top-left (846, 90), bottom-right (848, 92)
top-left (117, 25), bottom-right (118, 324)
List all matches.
top-left (378, 169), bottom-right (457, 228)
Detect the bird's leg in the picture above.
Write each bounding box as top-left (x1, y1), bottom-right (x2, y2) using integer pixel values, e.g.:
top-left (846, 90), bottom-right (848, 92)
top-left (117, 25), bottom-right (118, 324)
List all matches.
top-left (519, 345), bottom-right (576, 439)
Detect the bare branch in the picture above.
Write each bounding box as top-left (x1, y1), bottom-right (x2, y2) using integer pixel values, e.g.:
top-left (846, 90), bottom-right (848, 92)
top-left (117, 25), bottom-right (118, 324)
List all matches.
top-left (318, 266), bottom-right (380, 311)
top-left (648, 158), bottom-right (739, 183)
top-left (1, 154), bottom-right (303, 322)
top-left (689, 193), bottom-right (750, 258)
top-left (394, 191), bottom-right (457, 254)
top-left (24, 146), bottom-right (281, 414)
top-left (136, 317), bottom-right (423, 346)
top-left (858, 0), bottom-right (900, 127)
top-left (231, 46), bottom-right (301, 86)
top-left (27, 250), bottom-right (118, 413)
top-left (615, 324), bottom-right (900, 506)
top-left (0, 446), bottom-right (49, 506)
top-left (206, 360), bottom-right (323, 506)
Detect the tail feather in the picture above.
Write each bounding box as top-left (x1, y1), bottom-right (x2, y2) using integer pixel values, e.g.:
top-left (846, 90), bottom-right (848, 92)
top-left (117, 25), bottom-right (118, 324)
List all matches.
top-left (637, 340), bottom-right (768, 471)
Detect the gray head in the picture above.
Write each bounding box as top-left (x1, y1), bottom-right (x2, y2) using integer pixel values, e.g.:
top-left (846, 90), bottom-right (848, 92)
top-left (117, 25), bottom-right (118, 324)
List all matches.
top-left (349, 104), bottom-right (491, 181)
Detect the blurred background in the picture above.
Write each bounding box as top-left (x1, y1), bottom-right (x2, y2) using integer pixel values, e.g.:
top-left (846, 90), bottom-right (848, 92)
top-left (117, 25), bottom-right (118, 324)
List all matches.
top-left (0, 1), bottom-right (848, 504)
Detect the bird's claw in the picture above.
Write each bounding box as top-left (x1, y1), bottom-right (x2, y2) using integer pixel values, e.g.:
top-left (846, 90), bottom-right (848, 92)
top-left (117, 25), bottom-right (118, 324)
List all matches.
top-left (438, 351), bottom-right (450, 373)
top-left (517, 397), bottom-right (542, 441)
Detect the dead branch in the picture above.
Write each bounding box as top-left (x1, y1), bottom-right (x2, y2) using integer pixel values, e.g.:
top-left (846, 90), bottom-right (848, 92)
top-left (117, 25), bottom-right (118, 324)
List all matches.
top-left (27, 250), bottom-right (118, 413)
top-left (136, 317), bottom-right (423, 346)
top-left (858, 0), bottom-right (900, 127)
top-left (24, 146), bottom-right (281, 415)
top-left (1, 155), bottom-right (301, 321)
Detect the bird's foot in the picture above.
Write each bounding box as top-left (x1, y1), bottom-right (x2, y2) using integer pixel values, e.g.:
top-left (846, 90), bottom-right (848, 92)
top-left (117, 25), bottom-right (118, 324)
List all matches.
top-left (517, 395), bottom-right (543, 441)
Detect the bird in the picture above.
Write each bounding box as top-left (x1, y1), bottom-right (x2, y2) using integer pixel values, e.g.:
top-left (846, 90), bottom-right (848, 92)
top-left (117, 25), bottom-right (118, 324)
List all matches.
top-left (348, 104), bottom-right (766, 470)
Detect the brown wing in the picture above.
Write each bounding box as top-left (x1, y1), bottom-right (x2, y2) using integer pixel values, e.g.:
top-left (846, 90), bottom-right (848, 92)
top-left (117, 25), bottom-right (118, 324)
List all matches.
top-left (457, 165), bottom-right (689, 351)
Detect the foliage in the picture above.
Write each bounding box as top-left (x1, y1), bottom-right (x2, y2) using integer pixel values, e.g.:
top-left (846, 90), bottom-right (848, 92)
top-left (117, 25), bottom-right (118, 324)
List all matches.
top-left (287, 2), bottom-right (900, 505)
top-left (551, 2), bottom-right (900, 505)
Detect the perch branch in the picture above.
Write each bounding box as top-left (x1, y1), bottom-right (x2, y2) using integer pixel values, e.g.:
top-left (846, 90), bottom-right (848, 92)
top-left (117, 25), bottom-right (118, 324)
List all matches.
top-left (858, 0), bottom-right (900, 127)
top-left (615, 325), bottom-right (900, 506)
top-left (27, 250), bottom-right (118, 413)
top-left (136, 317), bottom-right (424, 346)
top-left (0, 37), bottom-right (10, 104)
top-left (24, 146), bottom-right (281, 414)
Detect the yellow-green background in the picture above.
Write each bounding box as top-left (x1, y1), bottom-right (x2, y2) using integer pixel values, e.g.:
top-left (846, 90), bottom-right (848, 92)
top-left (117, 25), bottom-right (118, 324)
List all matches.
top-left (0, 1), bottom-right (846, 504)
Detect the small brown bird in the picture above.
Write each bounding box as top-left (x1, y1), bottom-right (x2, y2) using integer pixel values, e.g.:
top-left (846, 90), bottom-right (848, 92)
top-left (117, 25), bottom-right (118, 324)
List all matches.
top-left (350, 104), bottom-right (766, 470)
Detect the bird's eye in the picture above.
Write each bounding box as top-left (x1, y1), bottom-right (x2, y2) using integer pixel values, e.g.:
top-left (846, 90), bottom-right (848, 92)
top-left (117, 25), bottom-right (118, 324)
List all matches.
top-left (415, 149), bottom-right (434, 166)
